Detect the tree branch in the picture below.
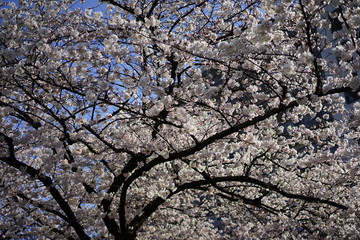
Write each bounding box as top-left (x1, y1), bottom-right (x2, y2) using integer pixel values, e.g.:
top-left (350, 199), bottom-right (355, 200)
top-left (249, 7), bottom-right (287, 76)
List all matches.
top-left (0, 132), bottom-right (90, 240)
top-left (171, 176), bottom-right (347, 209)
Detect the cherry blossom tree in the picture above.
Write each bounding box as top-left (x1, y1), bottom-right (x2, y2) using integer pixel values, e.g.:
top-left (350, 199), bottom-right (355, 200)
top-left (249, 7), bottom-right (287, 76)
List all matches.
top-left (1, 0), bottom-right (360, 239)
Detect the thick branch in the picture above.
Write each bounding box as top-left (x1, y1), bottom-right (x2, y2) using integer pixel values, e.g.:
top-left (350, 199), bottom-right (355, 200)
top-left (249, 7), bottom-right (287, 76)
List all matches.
top-left (146, 0), bottom-right (160, 18)
top-left (120, 86), bottom-right (356, 235)
top-left (127, 174), bottom-right (346, 236)
top-left (0, 133), bottom-right (90, 240)
top-left (171, 176), bottom-right (348, 209)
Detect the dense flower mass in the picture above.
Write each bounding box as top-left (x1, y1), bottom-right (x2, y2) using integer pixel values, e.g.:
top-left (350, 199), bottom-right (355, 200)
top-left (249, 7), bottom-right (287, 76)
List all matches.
top-left (0, 0), bottom-right (360, 239)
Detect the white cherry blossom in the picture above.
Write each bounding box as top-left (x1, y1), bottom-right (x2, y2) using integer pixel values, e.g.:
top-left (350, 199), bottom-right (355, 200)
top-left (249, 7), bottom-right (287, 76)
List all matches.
top-left (0, 0), bottom-right (359, 239)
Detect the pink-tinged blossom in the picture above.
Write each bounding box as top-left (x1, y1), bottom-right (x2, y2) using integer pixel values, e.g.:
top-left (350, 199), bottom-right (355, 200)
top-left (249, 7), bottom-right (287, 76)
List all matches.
top-left (0, 0), bottom-right (359, 239)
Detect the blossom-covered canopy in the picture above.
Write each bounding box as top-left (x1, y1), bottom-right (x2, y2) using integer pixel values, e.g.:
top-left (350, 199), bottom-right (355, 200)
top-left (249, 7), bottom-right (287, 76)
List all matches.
top-left (0, 0), bottom-right (359, 239)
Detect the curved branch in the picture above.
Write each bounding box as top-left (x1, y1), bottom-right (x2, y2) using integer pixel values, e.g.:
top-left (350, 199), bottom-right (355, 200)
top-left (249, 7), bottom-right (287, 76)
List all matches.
top-left (0, 132), bottom-right (90, 240)
top-left (172, 176), bottom-right (348, 209)
top-left (146, 0), bottom-right (160, 18)
top-left (120, 86), bottom-right (357, 236)
top-left (127, 174), bottom-right (346, 235)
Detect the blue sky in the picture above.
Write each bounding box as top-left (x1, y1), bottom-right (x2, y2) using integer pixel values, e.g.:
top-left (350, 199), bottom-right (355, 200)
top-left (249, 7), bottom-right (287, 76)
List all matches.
top-left (2, 0), bottom-right (107, 11)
